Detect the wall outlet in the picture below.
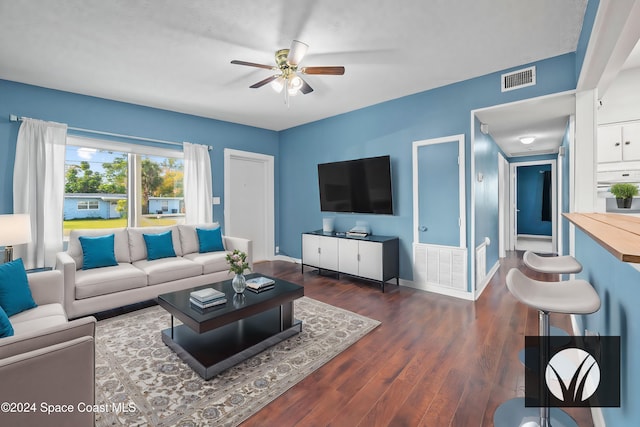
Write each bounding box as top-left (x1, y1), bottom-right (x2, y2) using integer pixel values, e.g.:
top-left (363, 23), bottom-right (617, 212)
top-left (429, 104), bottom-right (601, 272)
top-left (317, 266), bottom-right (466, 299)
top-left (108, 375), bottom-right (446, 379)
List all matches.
top-left (275, 246), bottom-right (279, 254)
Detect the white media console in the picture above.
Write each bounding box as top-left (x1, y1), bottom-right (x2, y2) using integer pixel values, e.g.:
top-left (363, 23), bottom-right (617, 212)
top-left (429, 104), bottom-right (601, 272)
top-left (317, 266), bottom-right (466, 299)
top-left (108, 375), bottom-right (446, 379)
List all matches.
top-left (301, 230), bottom-right (399, 292)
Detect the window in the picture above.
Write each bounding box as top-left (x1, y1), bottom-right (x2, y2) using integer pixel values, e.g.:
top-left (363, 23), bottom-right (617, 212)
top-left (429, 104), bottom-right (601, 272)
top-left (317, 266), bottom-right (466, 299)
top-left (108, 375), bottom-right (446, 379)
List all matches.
top-left (64, 137), bottom-right (185, 237)
top-left (77, 201), bottom-right (99, 210)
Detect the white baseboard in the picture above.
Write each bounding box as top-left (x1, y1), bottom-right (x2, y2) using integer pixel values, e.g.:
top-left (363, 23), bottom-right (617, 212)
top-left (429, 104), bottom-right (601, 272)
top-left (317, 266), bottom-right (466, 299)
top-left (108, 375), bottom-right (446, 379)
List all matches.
top-left (271, 255), bottom-right (300, 263)
top-left (401, 278), bottom-right (475, 300)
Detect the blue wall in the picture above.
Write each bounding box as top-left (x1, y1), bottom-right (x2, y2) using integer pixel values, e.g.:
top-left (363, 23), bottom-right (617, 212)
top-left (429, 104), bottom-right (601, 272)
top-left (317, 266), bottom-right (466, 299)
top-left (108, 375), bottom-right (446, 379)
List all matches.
top-left (0, 79), bottom-right (280, 243)
top-left (575, 229), bottom-right (639, 426)
top-left (279, 54), bottom-right (578, 283)
top-left (516, 164), bottom-right (552, 236)
top-left (474, 117), bottom-right (503, 272)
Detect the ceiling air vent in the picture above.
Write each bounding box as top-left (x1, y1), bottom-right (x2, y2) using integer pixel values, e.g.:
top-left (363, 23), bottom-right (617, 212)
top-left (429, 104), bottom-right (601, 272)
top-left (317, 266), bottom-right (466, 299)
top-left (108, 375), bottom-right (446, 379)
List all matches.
top-left (501, 66), bottom-right (536, 92)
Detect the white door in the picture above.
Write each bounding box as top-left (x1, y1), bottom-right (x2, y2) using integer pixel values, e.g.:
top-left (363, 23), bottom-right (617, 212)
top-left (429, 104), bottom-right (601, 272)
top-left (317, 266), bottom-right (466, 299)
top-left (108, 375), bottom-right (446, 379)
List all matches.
top-left (224, 149), bottom-right (274, 263)
top-left (498, 153), bottom-right (510, 256)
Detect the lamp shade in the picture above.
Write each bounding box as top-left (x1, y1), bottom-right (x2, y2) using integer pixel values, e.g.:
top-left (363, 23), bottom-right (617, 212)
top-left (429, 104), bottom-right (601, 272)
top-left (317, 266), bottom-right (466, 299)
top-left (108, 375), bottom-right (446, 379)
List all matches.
top-left (0, 214), bottom-right (32, 246)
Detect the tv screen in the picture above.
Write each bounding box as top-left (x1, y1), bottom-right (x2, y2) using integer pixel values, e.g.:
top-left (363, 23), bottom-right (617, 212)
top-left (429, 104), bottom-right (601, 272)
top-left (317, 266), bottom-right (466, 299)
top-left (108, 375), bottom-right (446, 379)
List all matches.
top-left (318, 155), bottom-right (393, 215)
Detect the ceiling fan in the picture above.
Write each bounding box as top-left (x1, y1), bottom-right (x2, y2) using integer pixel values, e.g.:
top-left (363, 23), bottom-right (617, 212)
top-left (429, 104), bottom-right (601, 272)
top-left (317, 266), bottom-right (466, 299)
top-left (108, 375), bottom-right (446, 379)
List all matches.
top-left (231, 40), bottom-right (345, 102)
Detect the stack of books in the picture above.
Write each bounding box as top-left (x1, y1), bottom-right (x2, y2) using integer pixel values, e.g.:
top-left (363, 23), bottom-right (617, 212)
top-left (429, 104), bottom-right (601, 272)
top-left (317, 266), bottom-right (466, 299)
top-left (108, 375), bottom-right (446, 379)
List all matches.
top-left (190, 287), bottom-right (226, 309)
top-left (246, 276), bottom-right (275, 293)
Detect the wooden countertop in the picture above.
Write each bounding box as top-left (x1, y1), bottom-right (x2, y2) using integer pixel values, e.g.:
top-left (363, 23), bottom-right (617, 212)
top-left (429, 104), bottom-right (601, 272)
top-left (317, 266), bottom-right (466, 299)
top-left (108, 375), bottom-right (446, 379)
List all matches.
top-left (564, 213), bottom-right (640, 263)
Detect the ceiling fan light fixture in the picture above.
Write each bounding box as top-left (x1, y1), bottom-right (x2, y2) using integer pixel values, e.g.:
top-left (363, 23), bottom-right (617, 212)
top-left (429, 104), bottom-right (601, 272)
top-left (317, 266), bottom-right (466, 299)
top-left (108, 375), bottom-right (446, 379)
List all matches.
top-left (271, 76), bottom-right (285, 93)
top-left (520, 136), bottom-right (536, 145)
top-left (288, 40), bottom-right (309, 66)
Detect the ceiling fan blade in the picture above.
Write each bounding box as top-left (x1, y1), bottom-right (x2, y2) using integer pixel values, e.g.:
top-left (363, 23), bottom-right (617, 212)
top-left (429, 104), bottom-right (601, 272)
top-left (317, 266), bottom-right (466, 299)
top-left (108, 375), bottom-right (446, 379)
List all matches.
top-left (301, 66), bottom-right (345, 75)
top-left (250, 75), bottom-right (278, 89)
top-left (299, 76), bottom-right (314, 94)
top-left (231, 60), bottom-right (275, 70)
top-left (288, 40), bottom-right (309, 66)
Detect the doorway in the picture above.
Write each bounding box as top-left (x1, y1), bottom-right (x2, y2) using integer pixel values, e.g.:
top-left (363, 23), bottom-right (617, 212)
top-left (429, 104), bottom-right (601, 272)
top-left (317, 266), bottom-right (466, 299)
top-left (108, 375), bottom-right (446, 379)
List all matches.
top-left (224, 149), bottom-right (275, 262)
top-left (510, 160), bottom-right (556, 254)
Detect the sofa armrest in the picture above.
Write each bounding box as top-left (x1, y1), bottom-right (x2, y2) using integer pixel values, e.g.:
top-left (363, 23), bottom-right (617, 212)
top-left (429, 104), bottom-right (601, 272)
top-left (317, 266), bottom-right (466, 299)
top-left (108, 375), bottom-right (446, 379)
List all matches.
top-left (0, 336), bottom-right (95, 427)
top-left (223, 236), bottom-right (253, 270)
top-left (0, 316), bottom-right (96, 360)
top-left (55, 251), bottom-right (77, 318)
top-left (27, 270), bottom-right (63, 306)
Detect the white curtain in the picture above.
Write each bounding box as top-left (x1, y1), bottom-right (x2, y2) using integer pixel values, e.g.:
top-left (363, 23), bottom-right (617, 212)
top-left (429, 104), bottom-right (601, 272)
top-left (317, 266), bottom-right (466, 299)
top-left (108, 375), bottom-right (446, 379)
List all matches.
top-left (13, 118), bottom-right (68, 269)
top-left (183, 142), bottom-right (213, 224)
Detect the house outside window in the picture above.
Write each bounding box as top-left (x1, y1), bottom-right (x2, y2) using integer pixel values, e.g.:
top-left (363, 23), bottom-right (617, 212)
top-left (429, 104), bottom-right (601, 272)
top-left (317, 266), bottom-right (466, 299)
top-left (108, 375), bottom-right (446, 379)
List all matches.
top-left (63, 136), bottom-right (185, 237)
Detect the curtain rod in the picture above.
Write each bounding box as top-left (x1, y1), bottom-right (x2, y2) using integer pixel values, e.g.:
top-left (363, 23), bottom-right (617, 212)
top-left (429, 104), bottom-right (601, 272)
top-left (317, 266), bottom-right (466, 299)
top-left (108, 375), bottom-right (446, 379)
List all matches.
top-left (9, 114), bottom-right (212, 151)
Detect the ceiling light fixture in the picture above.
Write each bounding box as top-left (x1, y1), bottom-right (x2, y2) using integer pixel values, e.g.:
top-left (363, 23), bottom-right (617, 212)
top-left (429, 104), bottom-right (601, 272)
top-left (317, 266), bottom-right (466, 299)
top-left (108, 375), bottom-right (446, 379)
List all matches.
top-left (520, 136), bottom-right (536, 145)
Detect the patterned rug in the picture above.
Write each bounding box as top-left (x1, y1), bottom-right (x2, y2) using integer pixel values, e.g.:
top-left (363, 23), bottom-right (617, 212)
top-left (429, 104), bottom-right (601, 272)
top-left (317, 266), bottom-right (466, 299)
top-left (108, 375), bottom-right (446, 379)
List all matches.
top-left (94, 297), bottom-right (380, 426)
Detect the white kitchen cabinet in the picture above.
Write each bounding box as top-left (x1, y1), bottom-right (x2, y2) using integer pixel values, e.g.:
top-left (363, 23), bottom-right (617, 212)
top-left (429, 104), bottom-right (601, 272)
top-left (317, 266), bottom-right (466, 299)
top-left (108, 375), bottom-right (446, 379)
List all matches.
top-left (302, 231), bottom-right (399, 292)
top-left (597, 122), bottom-right (640, 163)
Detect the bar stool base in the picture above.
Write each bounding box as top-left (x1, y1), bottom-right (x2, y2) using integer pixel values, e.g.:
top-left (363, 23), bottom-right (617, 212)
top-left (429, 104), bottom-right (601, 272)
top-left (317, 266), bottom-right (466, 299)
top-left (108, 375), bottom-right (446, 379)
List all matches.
top-left (494, 398), bottom-right (577, 427)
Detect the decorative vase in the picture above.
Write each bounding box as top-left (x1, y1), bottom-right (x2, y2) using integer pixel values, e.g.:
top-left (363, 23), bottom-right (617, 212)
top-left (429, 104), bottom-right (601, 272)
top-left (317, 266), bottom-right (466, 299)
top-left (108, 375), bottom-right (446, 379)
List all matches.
top-left (232, 273), bottom-right (246, 293)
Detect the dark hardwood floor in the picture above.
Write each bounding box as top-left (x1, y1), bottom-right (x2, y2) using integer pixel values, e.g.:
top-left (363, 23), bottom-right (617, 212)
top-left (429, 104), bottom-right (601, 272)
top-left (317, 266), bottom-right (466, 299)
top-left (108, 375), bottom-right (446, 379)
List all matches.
top-left (243, 252), bottom-right (595, 427)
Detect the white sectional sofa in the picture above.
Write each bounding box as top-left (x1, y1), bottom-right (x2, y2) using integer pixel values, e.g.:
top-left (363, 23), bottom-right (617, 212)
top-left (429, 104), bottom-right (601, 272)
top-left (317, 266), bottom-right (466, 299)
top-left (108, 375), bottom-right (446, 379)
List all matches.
top-left (55, 224), bottom-right (252, 319)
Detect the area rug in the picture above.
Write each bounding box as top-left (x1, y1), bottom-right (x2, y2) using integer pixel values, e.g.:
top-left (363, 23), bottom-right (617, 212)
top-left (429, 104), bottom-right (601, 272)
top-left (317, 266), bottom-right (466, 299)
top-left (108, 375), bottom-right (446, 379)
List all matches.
top-left (94, 297), bottom-right (380, 426)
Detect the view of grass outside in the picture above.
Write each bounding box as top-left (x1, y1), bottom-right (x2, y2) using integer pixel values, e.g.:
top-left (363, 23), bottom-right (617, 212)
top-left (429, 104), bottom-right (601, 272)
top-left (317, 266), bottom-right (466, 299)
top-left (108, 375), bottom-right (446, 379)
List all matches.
top-left (63, 217), bottom-right (180, 236)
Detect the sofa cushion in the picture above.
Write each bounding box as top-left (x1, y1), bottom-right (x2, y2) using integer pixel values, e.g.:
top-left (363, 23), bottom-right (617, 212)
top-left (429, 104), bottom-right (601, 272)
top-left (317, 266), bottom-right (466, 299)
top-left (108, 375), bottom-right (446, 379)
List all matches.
top-left (79, 234), bottom-right (118, 270)
top-left (178, 223), bottom-right (221, 255)
top-left (183, 251), bottom-right (229, 275)
top-left (0, 305), bottom-right (13, 338)
top-left (0, 258), bottom-right (37, 317)
top-left (132, 257), bottom-right (202, 286)
top-left (128, 226), bottom-right (183, 261)
top-left (196, 227), bottom-right (225, 253)
top-left (10, 304), bottom-right (67, 336)
top-left (68, 228), bottom-right (130, 269)
top-left (75, 264), bottom-right (148, 300)
top-left (143, 231), bottom-right (177, 260)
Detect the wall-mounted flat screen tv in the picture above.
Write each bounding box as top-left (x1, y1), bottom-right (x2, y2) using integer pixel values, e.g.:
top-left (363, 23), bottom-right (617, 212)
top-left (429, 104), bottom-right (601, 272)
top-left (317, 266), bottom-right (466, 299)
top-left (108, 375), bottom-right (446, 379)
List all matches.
top-left (318, 155), bottom-right (393, 215)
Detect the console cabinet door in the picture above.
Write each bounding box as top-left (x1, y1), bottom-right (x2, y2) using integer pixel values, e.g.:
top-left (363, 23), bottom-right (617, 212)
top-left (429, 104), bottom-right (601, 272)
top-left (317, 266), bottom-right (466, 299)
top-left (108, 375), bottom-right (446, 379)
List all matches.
top-left (338, 239), bottom-right (359, 276)
top-left (302, 234), bottom-right (320, 267)
top-left (357, 240), bottom-right (383, 280)
top-left (318, 236), bottom-right (339, 271)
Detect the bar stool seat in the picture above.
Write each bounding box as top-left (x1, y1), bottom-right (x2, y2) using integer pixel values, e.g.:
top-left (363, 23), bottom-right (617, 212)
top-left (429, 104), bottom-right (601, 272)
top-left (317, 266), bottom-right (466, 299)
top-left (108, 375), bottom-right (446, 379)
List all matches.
top-left (494, 269), bottom-right (601, 427)
top-left (507, 269), bottom-right (599, 314)
top-left (523, 250), bottom-right (582, 275)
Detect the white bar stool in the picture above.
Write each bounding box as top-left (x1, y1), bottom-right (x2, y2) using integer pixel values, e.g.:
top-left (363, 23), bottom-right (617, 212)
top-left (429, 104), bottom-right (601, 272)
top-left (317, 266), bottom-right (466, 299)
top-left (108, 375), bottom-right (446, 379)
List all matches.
top-left (519, 251), bottom-right (582, 365)
top-left (494, 268), bottom-right (601, 427)
top-left (523, 251), bottom-right (582, 275)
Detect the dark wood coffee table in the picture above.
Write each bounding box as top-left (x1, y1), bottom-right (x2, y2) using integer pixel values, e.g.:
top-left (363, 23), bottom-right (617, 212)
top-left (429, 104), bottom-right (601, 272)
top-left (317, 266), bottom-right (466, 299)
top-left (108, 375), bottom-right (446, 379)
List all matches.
top-left (157, 273), bottom-right (304, 380)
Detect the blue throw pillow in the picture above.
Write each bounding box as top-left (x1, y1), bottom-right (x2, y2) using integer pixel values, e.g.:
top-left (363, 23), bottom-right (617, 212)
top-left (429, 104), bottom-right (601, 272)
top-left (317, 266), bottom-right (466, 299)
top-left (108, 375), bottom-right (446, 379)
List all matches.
top-left (0, 305), bottom-right (14, 338)
top-left (196, 227), bottom-right (225, 253)
top-left (79, 234), bottom-right (118, 270)
top-left (143, 231), bottom-right (176, 260)
top-left (0, 258), bottom-right (37, 317)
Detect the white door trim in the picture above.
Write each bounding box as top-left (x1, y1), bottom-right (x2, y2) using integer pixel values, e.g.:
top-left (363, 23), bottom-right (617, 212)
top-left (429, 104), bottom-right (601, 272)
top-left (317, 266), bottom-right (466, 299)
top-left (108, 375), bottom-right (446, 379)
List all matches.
top-left (412, 134), bottom-right (466, 248)
top-left (223, 148), bottom-right (275, 261)
top-left (498, 152), bottom-right (509, 258)
top-left (510, 159), bottom-right (557, 253)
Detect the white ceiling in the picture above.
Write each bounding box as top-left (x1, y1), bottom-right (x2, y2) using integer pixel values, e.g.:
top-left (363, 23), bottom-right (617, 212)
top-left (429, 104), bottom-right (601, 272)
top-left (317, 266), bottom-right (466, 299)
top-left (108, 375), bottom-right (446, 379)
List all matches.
top-left (475, 93), bottom-right (576, 157)
top-left (0, 0), bottom-right (588, 131)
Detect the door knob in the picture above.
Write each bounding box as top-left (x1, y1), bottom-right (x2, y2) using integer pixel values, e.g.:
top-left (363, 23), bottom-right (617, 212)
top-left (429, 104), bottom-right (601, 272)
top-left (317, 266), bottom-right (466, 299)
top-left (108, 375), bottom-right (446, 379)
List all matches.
top-left (419, 226), bottom-right (428, 232)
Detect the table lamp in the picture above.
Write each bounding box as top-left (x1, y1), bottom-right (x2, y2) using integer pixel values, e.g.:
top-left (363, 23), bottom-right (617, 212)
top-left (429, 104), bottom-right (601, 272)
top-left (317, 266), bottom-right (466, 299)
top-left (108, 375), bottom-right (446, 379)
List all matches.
top-left (0, 214), bottom-right (32, 263)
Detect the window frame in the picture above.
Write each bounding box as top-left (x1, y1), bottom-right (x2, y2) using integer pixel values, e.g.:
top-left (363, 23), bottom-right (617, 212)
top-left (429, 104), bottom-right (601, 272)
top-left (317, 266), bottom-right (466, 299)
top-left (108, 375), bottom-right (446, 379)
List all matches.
top-left (65, 135), bottom-right (185, 229)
